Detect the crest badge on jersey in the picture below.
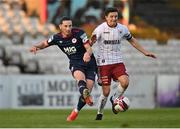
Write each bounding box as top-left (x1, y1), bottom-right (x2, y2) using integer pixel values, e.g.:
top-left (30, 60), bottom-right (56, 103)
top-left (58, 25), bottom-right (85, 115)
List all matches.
top-left (72, 38), bottom-right (77, 43)
top-left (102, 59), bottom-right (105, 63)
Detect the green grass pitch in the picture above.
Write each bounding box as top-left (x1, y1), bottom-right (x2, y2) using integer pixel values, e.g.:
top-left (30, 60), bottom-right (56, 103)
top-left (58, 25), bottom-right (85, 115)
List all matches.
top-left (0, 108), bottom-right (179, 128)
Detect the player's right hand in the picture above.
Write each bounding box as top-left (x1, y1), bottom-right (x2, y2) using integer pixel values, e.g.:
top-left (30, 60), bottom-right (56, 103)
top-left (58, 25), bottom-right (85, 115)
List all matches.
top-left (30, 46), bottom-right (38, 54)
top-left (83, 52), bottom-right (91, 63)
top-left (145, 52), bottom-right (157, 59)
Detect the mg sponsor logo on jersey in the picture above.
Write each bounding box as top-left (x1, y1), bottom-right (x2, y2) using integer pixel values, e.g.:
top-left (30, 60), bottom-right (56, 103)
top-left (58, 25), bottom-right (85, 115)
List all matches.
top-left (63, 46), bottom-right (77, 55)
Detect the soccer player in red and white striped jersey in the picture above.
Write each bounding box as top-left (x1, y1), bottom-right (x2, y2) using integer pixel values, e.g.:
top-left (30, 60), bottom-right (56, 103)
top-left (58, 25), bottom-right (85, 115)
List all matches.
top-left (91, 7), bottom-right (156, 120)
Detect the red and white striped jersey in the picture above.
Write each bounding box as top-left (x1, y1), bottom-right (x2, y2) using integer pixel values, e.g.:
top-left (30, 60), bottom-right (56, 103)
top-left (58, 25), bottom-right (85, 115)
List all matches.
top-left (92, 22), bottom-right (132, 66)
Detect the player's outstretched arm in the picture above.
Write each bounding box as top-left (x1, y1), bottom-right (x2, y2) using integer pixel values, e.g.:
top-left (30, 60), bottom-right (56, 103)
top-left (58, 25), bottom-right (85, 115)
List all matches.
top-left (128, 37), bottom-right (157, 59)
top-left (29, 40), bottom-right (49, 54)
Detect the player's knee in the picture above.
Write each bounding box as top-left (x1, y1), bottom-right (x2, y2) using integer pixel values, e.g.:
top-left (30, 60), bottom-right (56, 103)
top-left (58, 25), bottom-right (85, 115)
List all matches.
top-left (120, 79), bottom-right (129, 89)
top-left (118, 76), bottom-right (129, 89)
top-left (103, 92), bottom-right (109, 97)
top-left (103, 87), bottom-right (110, 97)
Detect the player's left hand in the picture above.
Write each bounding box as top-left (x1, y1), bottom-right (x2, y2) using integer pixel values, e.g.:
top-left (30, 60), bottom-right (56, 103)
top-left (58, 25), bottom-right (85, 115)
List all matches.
top-left (83, 52), bottom-right (91, 63)
top-left (145, 52), bottom-right (157, 59)
top-left (30, 46), bottom-right (38, 54)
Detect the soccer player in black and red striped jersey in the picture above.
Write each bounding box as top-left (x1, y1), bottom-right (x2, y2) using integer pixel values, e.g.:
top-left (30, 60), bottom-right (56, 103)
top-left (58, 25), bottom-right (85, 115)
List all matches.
top-left (30, 16), bottom-right (97, 122)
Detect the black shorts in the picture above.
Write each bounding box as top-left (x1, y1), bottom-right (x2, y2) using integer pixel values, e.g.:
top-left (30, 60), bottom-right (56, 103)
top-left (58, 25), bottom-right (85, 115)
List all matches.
top-left (69, 59), bottom-right (97, 81)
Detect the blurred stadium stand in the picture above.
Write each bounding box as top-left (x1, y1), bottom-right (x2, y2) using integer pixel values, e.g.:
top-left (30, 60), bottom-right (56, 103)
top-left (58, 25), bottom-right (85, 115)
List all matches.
top-left (0, 0), bottom-right (180, 75)
top-left (131, 0), bottom-right (180, 38)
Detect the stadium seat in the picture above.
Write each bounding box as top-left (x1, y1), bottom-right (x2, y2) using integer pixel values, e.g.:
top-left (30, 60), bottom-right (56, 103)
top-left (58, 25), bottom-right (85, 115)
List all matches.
top-left (6, 66), bottom-right (20, 74)
top-left (0, 1), bottom-right (179, 76)
top-left (4, 45), bottom-right (29, 66)
top-left (167, 39), bottom-right (180, 46)
top-left (0, 35), bottom-right (13, 45)
top-left (23, 33), bottom-right (38, 45)
top-left (0, 66), bottom-right (6, 74)
top-left (19, 52), bottom-right (38, 73)
top-left (0, 59), bottom-right (3, 66)
top-left (23, 60), bottom-right (38, 73)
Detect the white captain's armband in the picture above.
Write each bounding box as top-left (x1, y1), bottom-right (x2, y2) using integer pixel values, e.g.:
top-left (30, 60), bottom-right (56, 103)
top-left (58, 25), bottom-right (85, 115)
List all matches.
top-left (48, 35), bottom-right (54, 43)
top-left (80, 33), bottom-right (88, 43)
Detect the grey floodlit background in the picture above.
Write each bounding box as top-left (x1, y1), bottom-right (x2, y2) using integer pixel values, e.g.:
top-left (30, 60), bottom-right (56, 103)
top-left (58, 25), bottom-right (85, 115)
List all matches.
top-left (0, 0), bottom-right (179, 109)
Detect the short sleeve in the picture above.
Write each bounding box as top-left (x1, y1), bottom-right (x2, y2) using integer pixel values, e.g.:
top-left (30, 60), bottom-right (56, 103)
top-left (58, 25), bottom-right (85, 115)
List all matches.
top-left (92, 26), bottom-right (101, 40)
top-left (123, 26), bottom-right (132, 40)
top-left (47, 35), bottom-right (56, 46)
top-left (79, 30), bottom-right (89, 44)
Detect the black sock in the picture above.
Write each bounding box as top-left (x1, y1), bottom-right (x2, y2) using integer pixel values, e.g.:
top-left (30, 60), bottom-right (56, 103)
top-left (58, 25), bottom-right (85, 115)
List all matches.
top-left (77, 95), bottom-right (86, 111)
top-left (78, 80), bottom-right (87, 95)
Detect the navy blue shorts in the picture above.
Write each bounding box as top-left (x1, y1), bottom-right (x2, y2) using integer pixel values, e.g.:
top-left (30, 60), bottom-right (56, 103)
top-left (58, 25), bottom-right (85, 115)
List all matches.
top-left (69, 61), bottom-right (97, 81)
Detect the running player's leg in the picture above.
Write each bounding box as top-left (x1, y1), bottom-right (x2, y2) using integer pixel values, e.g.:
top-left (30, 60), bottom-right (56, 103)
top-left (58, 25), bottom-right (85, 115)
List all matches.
top-left (67, 65), bottom-right (96, 121)
top-left (95, 65), bottom-right (112, 120)
top-left (75, 79), bottom-right (95, 112)
top-left (74, 79), bottom-right (96, 112)
top-left (67, 108), bottom-right (79, 122)
top-left (111, 63), bottom-right (129, 102)
top-left (74, 70), bottom-right (87, 94)
top-left (84, 63), bottom-right (97, 106)
top-left (109, 75), bottom-right (129, 114)
top-left (112, 75), bottom-right (129, 100)
top-left (95, 84), bottom-right (110, 120)
top-left (67, 83), bottom-right (92, 122)
top-left (67, 70), bottom-right (88, 122)
top-left (73, 70), bottom-right (93, 105)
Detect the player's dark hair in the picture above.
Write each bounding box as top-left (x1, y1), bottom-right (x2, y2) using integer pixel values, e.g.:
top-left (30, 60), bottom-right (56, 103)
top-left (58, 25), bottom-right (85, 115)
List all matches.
top-left (104, 7), bottom-right (118, 16)
top-left (60, 16), bottom-right (71, 24)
